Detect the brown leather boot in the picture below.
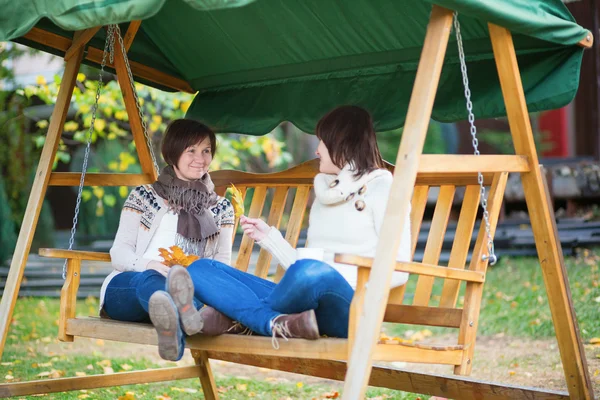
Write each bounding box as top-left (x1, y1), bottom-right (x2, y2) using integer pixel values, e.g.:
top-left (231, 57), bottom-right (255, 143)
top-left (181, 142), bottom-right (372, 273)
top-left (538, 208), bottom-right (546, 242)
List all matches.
top-left (271, 309), bottom-right (320, 349)
top-left (198, 306), bottom-right (248, 336)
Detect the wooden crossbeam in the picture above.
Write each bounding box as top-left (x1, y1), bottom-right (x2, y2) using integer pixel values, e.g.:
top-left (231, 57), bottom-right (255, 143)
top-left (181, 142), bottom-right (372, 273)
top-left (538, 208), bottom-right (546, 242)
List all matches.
top-left (48, 172), bottom-right (153, 187)
top-left (0, 366), bottom-right (202, 397)
top-left (208, 353), bottom-right (570, 400)
top-left (22, 27), bottom-right (194, 93)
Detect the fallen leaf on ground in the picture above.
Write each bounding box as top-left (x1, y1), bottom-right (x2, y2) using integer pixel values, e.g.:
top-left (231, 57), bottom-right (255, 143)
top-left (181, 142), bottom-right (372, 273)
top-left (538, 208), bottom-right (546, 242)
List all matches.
top-left (118, 391), bottom-right (136, 400)
top-left (170, 387), bottom-right (197, 393)
top-left (236, 383), bottom-right (248, 391)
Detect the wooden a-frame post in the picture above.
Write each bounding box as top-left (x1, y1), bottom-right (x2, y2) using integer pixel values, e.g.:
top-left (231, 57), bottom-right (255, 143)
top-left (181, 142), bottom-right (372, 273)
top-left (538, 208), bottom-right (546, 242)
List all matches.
top-left (342, 6), bottom-right (594, 400)
top-left (0, 24), bottom-right (156, 360)
top-left (0, 34), bottom-right (85, 357)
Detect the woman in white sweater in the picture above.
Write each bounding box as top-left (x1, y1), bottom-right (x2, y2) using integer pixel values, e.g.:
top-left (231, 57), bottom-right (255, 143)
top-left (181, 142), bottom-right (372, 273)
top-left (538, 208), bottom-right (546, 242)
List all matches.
top-left (102, 119), bottom-right (240, 361)
top-left (181, 105), bottom-right (412, 345)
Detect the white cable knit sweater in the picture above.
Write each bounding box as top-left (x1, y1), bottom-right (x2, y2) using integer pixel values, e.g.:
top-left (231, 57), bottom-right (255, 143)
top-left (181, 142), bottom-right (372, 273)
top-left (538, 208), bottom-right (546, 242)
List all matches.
top-left (258, 165), bottom-right (411, 289)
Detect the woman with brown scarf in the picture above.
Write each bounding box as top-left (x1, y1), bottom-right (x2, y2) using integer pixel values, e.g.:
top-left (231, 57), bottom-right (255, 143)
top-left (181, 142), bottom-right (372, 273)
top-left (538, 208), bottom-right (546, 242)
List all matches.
top-left (100, 119), bottom-right (240, 361)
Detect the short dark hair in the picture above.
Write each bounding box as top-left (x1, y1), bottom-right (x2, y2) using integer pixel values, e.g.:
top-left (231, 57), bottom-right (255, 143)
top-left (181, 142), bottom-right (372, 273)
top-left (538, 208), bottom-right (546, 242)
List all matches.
top-left (161, 119), bottom-right (217, 166)
top-left (316, 105), bottom-right (384, 177)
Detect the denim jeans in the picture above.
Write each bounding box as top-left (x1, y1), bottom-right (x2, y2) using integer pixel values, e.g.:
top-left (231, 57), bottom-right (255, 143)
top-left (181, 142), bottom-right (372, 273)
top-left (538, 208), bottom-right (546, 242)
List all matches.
top-left (187, 258), bottom-right (354, 337)
top-left (103, 269), bottom-right (204, 322)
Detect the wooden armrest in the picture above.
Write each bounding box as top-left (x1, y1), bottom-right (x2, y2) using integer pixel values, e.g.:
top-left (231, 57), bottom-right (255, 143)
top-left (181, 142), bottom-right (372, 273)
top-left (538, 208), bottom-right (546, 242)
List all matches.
top-left (39, 248), bottom-right (111, 262)
top-left (334, 253), bottom-right (484, 283)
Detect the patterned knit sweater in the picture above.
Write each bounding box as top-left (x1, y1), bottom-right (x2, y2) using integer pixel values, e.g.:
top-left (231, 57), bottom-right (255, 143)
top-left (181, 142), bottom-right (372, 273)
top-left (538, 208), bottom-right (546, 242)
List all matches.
top-left (99, 184), bottom-right (234, 306)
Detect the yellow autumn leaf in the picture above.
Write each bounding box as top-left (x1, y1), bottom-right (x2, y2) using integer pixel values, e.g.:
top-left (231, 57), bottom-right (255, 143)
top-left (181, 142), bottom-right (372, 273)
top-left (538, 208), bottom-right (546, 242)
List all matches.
top-left (590, 338), bottom-right (600, 345)
top-left (36, 75), bottom-right (47, 85)
top-left (230, 183), bottom-right (244, 218)
top-left (180, 100), bottom-right (191, 112)
top-left (120, 363), bottom-right (133, 371)
top-left (118, 391), bottom-right (136, 400)
top-left (235, 383), bottom-right (247, 391)
top-left (296, 382), bottom-right (304, 389)
top-left (75, 372), bottom-right (87, 377)
top-left (77, 73), bottom-right (86, 82)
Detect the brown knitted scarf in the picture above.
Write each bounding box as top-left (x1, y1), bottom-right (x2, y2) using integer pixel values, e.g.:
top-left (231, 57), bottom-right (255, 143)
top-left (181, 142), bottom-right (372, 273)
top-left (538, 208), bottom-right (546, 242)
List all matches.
top-left (152, 165), bottom-right (219, 257)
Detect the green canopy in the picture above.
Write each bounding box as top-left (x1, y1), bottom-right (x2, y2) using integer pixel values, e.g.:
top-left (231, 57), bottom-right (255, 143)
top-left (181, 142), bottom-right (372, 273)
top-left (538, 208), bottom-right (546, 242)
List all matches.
top-left (0, 0), bottom-right (589, 134)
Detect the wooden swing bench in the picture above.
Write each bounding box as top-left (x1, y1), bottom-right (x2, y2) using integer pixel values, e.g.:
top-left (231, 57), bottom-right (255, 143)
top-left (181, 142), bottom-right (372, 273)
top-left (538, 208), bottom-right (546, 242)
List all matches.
top-left (31, 155), bottom-right (518, 399)
top-left (1, 4), bottom-right (594, 399)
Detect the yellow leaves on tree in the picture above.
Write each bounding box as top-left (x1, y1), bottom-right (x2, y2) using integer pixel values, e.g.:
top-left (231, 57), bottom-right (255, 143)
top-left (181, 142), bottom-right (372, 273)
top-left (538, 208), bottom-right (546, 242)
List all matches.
top-left (229, 184), bottom-right (245, 218)
top-left (158, 245), bottom-right (199, 267)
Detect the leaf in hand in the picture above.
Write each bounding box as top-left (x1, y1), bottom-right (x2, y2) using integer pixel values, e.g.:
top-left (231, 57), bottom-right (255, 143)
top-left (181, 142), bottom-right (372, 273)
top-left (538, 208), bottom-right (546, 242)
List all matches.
top-left (229, 183), bottom-right (244, 218)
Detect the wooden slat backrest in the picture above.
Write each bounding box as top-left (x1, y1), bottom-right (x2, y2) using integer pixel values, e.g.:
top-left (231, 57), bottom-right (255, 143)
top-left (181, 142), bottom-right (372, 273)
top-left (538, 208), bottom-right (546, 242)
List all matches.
top-left (412, 185), bottom-right (456, 306)
top-left (385, 172), bottom-right (508, 329)
top-left (234, 186), bottom-right (267, 272)
top-left (211, 160), bottom-right (508, 321)
top-left (273, 186), bottom-right (311, 283)
top-left (254, 187), bottom-right (289, 278)
top-left (212, 160), bottom-right (320, 278)
top-left (388, 185), bottom-right (429, 305)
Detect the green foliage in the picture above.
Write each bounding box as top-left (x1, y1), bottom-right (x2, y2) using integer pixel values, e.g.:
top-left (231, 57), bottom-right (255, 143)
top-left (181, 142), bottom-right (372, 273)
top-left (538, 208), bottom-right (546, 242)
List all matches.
top-left (22, 70), bottom-right (291, 240)
top-left (377, 121), bottom-right (446, 163)
top-left (0, 175), bottom-right (17, 264)
top-left (0, 44), bottom-right (43, 258)
top-left (477, 127), bottom-right (554, 155)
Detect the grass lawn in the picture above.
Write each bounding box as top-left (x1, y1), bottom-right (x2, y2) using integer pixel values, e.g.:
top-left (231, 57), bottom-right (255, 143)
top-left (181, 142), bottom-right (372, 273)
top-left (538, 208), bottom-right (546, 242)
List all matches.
top-left (1, 248), bottom-right (599, 399)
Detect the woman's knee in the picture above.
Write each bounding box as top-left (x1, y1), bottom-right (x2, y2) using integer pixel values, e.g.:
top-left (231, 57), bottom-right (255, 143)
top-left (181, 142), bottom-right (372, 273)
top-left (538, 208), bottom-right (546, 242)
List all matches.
top-left (135, 269), bottom-right (165, 288)
top-left (286, 259), bottom-right (340, 288)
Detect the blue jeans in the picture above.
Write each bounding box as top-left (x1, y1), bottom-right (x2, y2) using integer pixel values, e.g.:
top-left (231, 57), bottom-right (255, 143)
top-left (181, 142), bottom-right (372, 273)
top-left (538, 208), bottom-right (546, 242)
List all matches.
top-left (187, 258), bottom-right (354, 338)
top-left (103, 270), bottom-right (204, 322)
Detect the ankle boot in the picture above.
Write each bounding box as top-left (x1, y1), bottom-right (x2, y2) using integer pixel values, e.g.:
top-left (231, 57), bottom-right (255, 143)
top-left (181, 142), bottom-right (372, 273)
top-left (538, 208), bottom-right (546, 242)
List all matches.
top-left (271, 309), bottom-right (319, 348)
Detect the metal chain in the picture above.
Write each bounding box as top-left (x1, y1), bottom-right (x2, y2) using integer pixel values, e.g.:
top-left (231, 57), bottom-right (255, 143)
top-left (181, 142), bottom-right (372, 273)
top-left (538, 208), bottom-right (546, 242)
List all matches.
top-left (63, 25), bottom-right (116, 278)
top-left (113, 25), bottom-right (160, 173)
top-left (453, 13), bottom-right (497, 265)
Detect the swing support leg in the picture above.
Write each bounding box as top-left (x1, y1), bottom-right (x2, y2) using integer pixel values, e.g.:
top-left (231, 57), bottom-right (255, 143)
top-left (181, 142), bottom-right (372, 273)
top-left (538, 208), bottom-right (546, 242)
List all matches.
top-left (489, 24), bottom-right (594, 400)
top-left (341, 6), bottom-right (454, 399)
top-left (0, 40), bottom-right (85, 359)
top-left (191, 350), bottom-right (219, 400)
